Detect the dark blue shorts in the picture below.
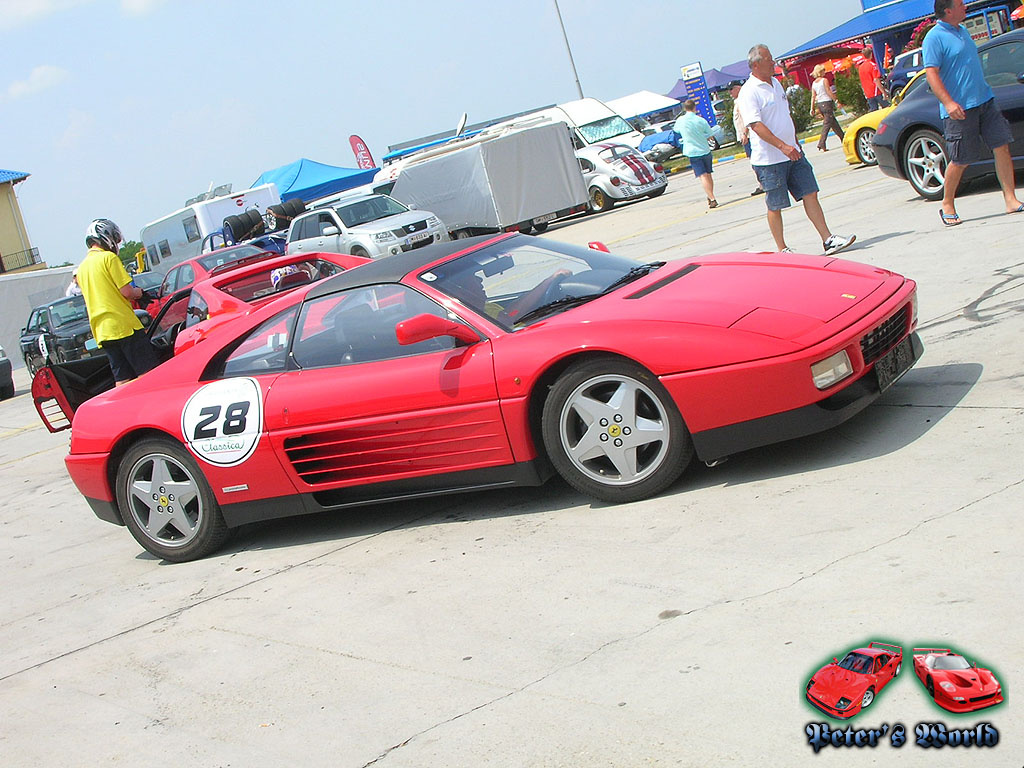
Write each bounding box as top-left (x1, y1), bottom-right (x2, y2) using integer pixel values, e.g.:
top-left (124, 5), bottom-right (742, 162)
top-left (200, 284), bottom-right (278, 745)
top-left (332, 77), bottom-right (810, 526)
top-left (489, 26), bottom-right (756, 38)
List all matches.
top-left (689, 153), bottom-right (713, 177)
top-left (944, 98), bottom-right (1013, 165)
top-left (753, 155), bottom-right (820, 211)
top-left (101, 328), bottom-right (158, 382)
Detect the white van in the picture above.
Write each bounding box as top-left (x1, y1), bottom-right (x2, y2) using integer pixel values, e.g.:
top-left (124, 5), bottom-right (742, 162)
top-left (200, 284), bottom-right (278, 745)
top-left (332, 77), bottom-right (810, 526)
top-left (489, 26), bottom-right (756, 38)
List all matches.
top-left (494, 97), bottom-right (646, 150)
top-left (140, 183), bottom-right (282, 274)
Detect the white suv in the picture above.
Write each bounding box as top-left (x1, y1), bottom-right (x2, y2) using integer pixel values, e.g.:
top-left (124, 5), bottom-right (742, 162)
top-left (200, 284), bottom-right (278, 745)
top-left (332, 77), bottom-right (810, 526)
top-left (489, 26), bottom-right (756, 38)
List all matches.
top-left (286, 194), bottom-right (448, 259)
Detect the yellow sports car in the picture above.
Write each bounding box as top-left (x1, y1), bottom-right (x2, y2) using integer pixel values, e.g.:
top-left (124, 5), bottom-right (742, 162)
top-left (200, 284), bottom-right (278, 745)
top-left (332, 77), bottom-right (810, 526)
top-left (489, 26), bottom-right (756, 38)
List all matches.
top-left (843, 70), bottom-right (928, 166)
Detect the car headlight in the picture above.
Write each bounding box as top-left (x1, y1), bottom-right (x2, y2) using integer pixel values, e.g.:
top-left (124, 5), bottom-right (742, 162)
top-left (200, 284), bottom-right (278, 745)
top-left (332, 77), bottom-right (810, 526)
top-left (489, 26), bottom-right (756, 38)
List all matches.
top-left (940, 681), bottom-right (956, 692)
top-left (811, 349), bottom-right (853, 390)
top-left (373, 232), bottom-right (395, 242)
top-left (427, 216), bottom-right (441, 227)
top-left (806, 680), bottom-right (815, 691)
top-left (836, 697), bottom-right (851, 710)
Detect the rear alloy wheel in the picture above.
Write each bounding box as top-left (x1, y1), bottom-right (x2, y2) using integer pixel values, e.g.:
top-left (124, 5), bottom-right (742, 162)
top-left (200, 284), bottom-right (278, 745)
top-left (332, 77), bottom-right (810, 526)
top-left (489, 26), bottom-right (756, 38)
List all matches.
top-left (861, 688), bottom-right (875, 709)
top-left (541, 358), bottom-right (692, 503)
top-left (115, 438), bottom-right (229, 562)
top-left (903, 129), bottom-right (947, 201)
top-left (855, 128), bottom-right (877, 165)
top-left (589, 187), bottom-right (613, 212)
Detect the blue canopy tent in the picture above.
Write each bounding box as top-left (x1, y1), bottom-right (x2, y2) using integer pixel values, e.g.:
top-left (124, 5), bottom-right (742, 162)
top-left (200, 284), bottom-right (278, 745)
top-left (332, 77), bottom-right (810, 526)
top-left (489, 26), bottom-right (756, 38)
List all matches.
top-left (252, 158), bottom-right (378, 203)
top-left (666, 79), bottom-right (689, 101)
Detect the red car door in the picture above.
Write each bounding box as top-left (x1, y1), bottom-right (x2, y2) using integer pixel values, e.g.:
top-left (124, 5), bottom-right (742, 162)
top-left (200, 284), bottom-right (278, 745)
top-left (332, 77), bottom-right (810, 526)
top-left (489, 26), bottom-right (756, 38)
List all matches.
top-left (263, 284), bottom-right (514, 491)
top-left (874, 654), bottom-right (895, 689)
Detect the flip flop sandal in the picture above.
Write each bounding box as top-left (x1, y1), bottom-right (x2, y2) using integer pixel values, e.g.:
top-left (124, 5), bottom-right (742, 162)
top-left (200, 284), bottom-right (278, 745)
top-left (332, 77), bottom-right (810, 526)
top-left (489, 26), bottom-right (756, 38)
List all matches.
top-left (939, 210), bottom-right (962, 227)
top-left (1009, 203), bottom-right (1024, 213)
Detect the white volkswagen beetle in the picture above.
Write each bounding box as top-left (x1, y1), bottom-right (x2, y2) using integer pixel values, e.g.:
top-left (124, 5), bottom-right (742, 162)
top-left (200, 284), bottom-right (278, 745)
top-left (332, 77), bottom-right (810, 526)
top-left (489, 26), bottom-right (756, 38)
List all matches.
top-left (576, 143), bottom-right (668, 212)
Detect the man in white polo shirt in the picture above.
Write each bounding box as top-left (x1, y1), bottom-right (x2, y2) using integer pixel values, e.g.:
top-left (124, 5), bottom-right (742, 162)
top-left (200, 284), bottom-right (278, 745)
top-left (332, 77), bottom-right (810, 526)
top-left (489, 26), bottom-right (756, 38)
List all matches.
top-left (736, 44), bottom-right (856, 255)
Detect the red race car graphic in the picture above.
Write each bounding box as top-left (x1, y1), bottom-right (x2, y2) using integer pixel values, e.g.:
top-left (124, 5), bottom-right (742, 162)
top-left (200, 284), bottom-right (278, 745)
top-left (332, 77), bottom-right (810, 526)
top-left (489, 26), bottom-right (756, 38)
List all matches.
top-left (913, 648), bottom-right (1004, 713)
top-left (41, 234), bottom-right (921, 561)
top-left (806, 642), bottom-right (903, 719)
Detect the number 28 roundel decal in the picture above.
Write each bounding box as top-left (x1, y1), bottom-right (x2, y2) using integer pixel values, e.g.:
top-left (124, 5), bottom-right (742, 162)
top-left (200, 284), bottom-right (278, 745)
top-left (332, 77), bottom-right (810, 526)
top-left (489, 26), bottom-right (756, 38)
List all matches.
top-left (181, 378), bottom-right (263, 467)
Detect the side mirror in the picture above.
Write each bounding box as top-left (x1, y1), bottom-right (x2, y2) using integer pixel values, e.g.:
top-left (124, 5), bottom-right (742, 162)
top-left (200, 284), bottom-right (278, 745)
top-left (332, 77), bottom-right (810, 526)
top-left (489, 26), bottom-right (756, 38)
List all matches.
top-left (396, 313), bottom-right (478, 346)
top-left (1018, 72), bottom-right (1024, 84)
top-left (587, 241), bottom-right (610, 252)
top-left (21, 327), bottom-right (26, 335)
top-left (407, 203), bottom-right (417, 210)
top-left (135, 309), bottom-right (153, 328)
top-left (832, 657), bottom-right (839, 664)
top-left (323, 226), bottom-right (340, 236)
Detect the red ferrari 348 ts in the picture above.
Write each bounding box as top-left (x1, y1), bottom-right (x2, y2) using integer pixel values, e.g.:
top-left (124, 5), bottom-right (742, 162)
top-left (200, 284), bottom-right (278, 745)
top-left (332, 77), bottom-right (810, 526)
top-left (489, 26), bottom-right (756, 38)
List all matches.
top-left (912, 648), bottom-right (1004, 713)
top-left (806, 642), bottom-right (903, 719)
top-left (43, 234), bottom-right (922, 561)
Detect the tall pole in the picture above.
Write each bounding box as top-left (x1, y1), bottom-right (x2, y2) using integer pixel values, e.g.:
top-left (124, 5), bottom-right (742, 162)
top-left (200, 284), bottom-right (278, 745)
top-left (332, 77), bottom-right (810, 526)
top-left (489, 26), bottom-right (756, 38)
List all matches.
top-left (553, 0), bottom-right (584, 99)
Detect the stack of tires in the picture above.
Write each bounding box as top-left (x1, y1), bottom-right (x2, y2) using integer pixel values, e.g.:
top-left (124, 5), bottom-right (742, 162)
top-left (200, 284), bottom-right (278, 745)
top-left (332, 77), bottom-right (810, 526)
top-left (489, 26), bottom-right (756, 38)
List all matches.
top-left (222, 199), bottom-right (305, 244)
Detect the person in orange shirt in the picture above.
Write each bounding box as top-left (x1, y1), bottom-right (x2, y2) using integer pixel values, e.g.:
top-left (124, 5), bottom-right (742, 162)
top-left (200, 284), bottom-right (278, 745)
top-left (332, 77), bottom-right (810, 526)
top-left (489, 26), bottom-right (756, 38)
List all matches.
top-left (77, 219), bottom-right (158, 385)
top-left (857, 47), bottom-right (890, 111)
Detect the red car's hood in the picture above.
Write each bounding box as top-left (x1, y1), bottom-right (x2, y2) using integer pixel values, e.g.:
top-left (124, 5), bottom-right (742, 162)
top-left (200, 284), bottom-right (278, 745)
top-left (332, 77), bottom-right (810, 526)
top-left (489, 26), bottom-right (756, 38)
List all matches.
top-left (934, 668), bottom-right (999, 694)
top-left (811, 664), bottom-right (868, 701)
top-left (624, 254), bottom-right (896, 342)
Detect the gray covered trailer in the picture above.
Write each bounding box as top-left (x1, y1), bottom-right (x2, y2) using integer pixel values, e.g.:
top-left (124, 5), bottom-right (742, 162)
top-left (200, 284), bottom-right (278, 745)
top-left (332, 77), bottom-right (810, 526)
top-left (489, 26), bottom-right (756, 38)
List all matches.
top-left (389, 121), bottom-right (588, 238)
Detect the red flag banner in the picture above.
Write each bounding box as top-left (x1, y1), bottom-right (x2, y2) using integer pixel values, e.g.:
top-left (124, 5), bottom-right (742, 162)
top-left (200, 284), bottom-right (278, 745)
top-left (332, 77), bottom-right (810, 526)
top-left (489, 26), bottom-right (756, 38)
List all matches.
top-left (349, 135), bottom-right (376, 170)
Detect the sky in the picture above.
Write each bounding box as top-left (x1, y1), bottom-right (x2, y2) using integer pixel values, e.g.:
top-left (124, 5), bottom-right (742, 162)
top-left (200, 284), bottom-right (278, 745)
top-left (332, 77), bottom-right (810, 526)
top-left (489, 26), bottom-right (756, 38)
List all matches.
top-left (2, 0), bottom-right (865, 267)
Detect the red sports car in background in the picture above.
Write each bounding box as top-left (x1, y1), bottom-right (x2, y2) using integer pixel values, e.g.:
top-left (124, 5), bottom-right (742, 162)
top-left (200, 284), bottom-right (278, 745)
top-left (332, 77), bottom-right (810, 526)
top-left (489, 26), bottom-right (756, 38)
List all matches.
top-left (913, 648), bottom-right (1004, 713)
top-left (47, 233), bottom-right (921, 561)
top-left (806, 642), bottom-right (903, 719)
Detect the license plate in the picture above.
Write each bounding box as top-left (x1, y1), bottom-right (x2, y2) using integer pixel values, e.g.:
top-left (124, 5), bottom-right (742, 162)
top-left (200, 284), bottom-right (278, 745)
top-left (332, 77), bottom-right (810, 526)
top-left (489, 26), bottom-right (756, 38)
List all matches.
top-left (85, 338), bottom-right (99, 351)
top-left (874, 336), bottom-right (915, 392)
top-left (409, 232), bottom-right (430, 243)
top-left (533, 212), bottom-right (556, 225)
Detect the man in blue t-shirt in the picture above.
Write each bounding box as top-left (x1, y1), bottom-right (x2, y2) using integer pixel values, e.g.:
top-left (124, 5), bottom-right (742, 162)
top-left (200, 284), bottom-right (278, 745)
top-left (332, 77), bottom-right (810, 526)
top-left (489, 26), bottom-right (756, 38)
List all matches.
top-left (673, 100), bottom-right (718, 208)
top-left (923, 0), bottom-right (1023, 225)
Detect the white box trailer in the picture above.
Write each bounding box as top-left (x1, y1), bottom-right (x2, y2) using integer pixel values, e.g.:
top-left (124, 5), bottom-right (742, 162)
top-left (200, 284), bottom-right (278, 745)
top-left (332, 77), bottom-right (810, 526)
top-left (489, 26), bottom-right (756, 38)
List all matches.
top-left (140, 183), bottom-right (281, 274)
top-left (389, 121), bottom-right (588, 238)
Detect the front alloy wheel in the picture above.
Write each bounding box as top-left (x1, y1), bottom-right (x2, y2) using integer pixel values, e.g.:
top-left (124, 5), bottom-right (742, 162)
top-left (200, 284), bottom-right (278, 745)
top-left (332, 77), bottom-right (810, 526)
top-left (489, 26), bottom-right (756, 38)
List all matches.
top-left (855, 128), bottom-right (877, 165)
top-left (541, 358), bottom-right (692, 502)
top-left (903, 129), bottom-right (947, 201)
top-left (861, 688), bottom-right (875, 708)
top-left (116, 438), bottom-right (229, 561)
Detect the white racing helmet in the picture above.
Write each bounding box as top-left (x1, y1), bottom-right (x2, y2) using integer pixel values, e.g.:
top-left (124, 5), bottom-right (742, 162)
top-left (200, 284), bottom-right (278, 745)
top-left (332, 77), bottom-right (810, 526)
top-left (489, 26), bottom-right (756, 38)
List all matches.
top-left (85, 218), bottom-right (123, 253)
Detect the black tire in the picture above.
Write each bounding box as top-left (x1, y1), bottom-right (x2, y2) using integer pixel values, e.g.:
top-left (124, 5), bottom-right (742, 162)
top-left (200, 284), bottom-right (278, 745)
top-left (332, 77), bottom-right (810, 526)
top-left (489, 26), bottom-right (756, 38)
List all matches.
top-left (351, 247), bottom-right (370, 259)
top-left (541, 357), bottom-right (692, 503)
top-left (902, 128), bottom-right (947, 201)
top-left (54, 346), bottom-right (68, 364)
top-left (532, 222), bottom-right (549, 233)
top-left (242, 209), bottom-right (265, 238)
top-left (115, 437), bottom-right (230, 562)
top-left (455, 230), bottom-right (474, 240)
top-left (284, 199), bottom-right (306, 218)
top-left (855, 128), bottom-right (877, 165)
top-left (266, 203), bottom-right (289, 232)
top-left (0, 382), bottom-right (14, 399)
top-left (517, 222), bottom-right (533, 235)
top-left (25, 356), bottom-right (39, 377)
top-left (927, 678), bottom-right (935, 699)
top-left (222, 214), bottom-right (243, 243)
top-left (589, 187), bottom-right (614, 212)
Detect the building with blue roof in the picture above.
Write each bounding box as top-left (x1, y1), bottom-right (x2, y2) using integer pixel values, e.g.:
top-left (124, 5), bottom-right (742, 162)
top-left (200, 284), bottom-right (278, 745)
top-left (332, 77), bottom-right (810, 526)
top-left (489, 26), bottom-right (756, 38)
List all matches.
top-left (0, 169), bottom-right (42, 274)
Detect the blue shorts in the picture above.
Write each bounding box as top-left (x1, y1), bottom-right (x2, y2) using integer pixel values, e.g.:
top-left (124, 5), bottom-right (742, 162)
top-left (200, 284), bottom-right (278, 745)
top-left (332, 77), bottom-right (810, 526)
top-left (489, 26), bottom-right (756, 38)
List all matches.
top-left (753, 155), bottom-right (820, 211)
top-left (944, 98), bottom-right (1013, 165)
top-left (689, 153), bottom-right (713, 177)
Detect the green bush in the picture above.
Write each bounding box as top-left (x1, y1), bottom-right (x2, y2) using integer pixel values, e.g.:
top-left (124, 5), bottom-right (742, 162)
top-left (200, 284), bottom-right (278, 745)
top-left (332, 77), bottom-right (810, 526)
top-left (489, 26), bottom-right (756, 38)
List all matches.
top-left (834, 70), bottom-right (869, 116)
top-left (787, 86), bottom-right (813, 133)
top-left (718, 93), bottom-right (735, 138)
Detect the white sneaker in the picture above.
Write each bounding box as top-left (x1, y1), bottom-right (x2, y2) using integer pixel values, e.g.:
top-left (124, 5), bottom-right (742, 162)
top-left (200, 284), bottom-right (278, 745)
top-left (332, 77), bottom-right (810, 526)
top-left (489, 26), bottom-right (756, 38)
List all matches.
top-left (780, 247), bottom-right (794, 253)
top-left (823, 234), bottom-right (856, 256)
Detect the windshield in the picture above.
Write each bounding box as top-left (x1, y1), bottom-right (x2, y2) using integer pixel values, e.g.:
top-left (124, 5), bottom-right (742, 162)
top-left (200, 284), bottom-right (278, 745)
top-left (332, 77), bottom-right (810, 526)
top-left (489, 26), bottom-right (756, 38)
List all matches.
top-left (578, 115), bottom-right (636, 143)
top-left (836, 653), bottom-right (872, 674)
top-left (898, 72), bottom-right (929, 102)
top-left (932, 655), bottom-right (971, 671)
top-left (49, 296), bottom-right (89, 326)
top-left (197, 245), bottom-right (266, 272)
top-left (132, 271), bottom-right (164, 290)
top-left (420, 237), bottom-right (657, 330)
top-left (336, 195), bottom-right (409, 227)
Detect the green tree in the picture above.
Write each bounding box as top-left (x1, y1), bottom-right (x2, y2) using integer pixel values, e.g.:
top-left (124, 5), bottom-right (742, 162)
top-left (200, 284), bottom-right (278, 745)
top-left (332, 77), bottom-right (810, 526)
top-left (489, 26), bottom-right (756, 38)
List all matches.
top-left (719, 93), bottom-right (736, 138)
top-left (787, 86), bottom-right (813, 133)
top-left (834, 70), bottom-right (869, 116)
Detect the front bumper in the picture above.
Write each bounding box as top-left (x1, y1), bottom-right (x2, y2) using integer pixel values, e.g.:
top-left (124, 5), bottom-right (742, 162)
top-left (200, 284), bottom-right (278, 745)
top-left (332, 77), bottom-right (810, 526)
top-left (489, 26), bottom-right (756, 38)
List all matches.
top-left (932, 688), bottom-right (1003, 713)
top-left (806, 691), bottom-right (860, 719)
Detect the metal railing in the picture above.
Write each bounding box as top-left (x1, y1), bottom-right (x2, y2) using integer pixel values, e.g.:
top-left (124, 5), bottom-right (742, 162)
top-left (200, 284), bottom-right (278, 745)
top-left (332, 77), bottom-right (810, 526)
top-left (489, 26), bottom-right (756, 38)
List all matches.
top-left (0, 247), bottom-right (41, 273)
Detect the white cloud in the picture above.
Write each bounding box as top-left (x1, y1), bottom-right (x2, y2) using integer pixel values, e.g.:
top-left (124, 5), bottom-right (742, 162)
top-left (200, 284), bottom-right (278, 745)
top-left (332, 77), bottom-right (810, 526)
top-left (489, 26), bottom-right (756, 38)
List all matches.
top-left (121, 0), bottom-right (167, 15)
top-left (6, 65), bottom-right (69, 100)
top-left (57, 109), bottom-right (96, 150)
top-left (0, 0), bottom-right (89, 30)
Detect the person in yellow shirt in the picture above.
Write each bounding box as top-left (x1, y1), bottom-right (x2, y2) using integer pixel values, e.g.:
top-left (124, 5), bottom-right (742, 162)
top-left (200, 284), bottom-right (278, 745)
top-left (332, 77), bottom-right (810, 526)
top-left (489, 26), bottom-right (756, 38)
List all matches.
top-left (77, 219), bottom-right (158, 385)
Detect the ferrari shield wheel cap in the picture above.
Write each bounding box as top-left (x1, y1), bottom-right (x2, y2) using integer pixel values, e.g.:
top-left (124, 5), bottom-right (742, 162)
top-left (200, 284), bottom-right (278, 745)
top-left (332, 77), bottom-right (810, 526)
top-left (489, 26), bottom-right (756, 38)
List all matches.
top-left (181, 377), bottom-right (263, 467)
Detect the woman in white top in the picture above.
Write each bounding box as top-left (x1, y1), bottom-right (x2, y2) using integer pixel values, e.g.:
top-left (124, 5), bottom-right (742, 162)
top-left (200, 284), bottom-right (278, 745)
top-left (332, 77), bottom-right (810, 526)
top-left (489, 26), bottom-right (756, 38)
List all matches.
top-left (809, 64), bottom-right (844, 151)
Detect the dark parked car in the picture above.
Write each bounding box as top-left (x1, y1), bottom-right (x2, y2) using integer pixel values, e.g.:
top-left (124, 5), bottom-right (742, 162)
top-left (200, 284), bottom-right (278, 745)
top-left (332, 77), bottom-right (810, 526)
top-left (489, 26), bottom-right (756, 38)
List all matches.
top-left (886, 48), bottom-right (924, 93)
top-left (873, 30), bottom-right (1024, 201)
top-left (0, 343), bottom-right (14, 399)
top-left (20, 295), bottom-right (103, 375)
